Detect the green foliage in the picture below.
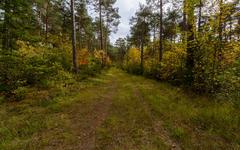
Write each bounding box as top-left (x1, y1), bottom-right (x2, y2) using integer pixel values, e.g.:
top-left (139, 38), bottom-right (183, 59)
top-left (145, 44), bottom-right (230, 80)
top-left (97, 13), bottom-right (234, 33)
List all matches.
top-left (123, 39), bottom-right (240, 100)
top-left (0, 41), bottom-right (70, 99)
top-left (17, 43), bottom-right (65, 85)
top-left (86, 56), bottom-right (103, 74)
top-left (122, 0), bottom-right (240, 102)
top-left (1, 0), bottom-right (40, 50)
top-left (124, 43), bottom-right (186, 84)
top-left (218, 58), bottom-right (240, 102)
top-left (170, 127), bottom-right (187, 141)
top-left (13, 87), bottom-right (28, 101)
top-left (0, 53), bottom-right (25, 94)
top-left (0, 39), bottom-right (110, 101)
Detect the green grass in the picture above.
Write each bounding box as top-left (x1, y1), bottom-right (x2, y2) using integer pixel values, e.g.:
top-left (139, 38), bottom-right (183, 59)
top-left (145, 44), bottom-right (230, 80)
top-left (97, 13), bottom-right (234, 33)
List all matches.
top-left (131, 73), bottom-right (240, 149)
top-left (0, 70), bottom-right (110, 149)
top-left (0, 68), bottom-right (240, 149)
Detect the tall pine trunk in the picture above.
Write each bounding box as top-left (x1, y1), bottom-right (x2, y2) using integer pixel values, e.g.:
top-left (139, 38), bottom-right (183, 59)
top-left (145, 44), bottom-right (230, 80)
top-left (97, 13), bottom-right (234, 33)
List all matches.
top-left (2, 0), bottom-right (10, 50)
top-left (198, 0), bottom-right (202, 32)
top-left (99, 0), bottom-right (103, 50)
top-left (159, 0), bottom-right (163, 61)
top-left (45, 1), bottom-right (49, 41)
top-left (185, 0), bottom-right (195, 85)
top-left (153, 25), bottom-right (156, 55)
top-left (229, 16), bottom-right (232, 41)
top-left (182, 0), bottom-right (187, 43)
top-left (71, 0), bottom-right (78, 73)
top-left (140, 38), bottom-right (144, 74)
top-left (78, 15), bottom-right (82, 50)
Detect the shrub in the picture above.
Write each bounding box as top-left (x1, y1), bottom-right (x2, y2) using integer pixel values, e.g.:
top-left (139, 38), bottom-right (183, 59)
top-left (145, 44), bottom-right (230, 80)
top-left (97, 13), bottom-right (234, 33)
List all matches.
top-left (123, 39), bottom-right (240, 101)
top-left (123, 47), bottom-right (142, 74)
top-left (217, 59), bottom-right (240, 102)
top-left (76, 49), bottom-right (109, 77)
top-left (143, 44), bottom-right (186, 84)
top-left (13, 87), bottom-right (28, 101)
top-left (0, 41), bottom-right (68, 99)
top-left (93, 50), bottom-right (112, 67)
top-left (0, 53), bottom-right (25, 95)
top-left (159, 45), bottom-right (186, 83)
top-left (143, 58), bottom-right (160, 78)
top-left (16, 41), bottom-right (63, 86)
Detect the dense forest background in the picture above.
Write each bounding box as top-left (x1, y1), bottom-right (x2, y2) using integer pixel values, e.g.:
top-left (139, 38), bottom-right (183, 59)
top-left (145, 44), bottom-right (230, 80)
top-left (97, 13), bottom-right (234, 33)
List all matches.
top-left (116, 0), bottom-right (240, 101)
top-left (1, 0), bottom-right (240, 149)
top-left (1, 0), bottom-right (239, 101)
top-left (0, 0), bottom-right (120, 99)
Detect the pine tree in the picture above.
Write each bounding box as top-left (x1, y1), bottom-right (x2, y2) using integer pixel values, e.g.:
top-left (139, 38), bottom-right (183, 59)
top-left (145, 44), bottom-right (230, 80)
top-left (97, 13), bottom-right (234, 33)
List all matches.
top-left (71, 0), bottom-right (78, 73)
top-left (130, 5), bottom-right (151, 74)
top-left (1, 0), bottom-right (37, 50)
top-left (185, 0), bottom-right (196, 85)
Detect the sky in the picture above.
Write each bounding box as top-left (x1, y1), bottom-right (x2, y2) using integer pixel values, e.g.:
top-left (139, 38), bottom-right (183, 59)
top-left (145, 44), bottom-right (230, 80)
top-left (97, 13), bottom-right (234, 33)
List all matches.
top-left (109, 0), bottom-right (146, 44)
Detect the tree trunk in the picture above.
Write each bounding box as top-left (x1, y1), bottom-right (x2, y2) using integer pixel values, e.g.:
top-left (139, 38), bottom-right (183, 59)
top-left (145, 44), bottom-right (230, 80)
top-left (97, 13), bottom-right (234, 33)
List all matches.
top-left (218, 0), bottom-right (223, 62)
top-left (45, 15), bottom-right (48, 40)
top-left (185, 0), bottom-right (195, 85)
top-left (186, 23), bottom-right (195, 85)
top-left (105, 32), bottom-right (108, 53)
top-left (78, 15), bottom-right (82, 50)
top-left (153, 25), bottom-right (156, 55)
top-left (229, 16), bottom-right (232, 41)
top-left (198, 0), bottom-right (202, 32)
top-left (45, 1), bottom-right (49, 41)
top-left (159, 0), bottom-right (163, 61)
top-left (71, 0), bottom-right (78, 73)
top-left (103, 30), bottom-right (108, 66)
top-left (38, 10), bottom-right (42, 36)
top-left (182, 0), bottom-right (187, 43)
top-left (2, 0), bottom-right (10, 50)
top-left (99, 0), bottom-right (103, 50)
top-left (140, 39), bottom-right (144, 74)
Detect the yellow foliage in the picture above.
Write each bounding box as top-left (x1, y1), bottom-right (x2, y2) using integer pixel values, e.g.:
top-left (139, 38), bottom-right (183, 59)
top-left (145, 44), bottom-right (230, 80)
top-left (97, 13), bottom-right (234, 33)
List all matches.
top-left (125, 47), bottom-right (141, 65)
top-left (16, 40), bottom-right (42, 58)
top-left (93, 50), bottom-right (111, 65)
top-left (161, 47), bottom-right (186, 79)
top-left (77, 48), bottom-right (89, 65)
top-left (144, 58), bottom-right (158, 74)
top-left (223, 42), bottom-right (240, 67)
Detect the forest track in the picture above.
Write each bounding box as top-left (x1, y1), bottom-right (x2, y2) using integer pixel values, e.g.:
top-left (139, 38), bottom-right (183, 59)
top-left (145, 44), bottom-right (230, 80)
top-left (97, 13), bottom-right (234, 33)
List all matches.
top-left (68, 79), bottom-right (117, 150)
top-left (1, 68), bottom-right (237, 149)
top-left (133, 87), bottom-right (181, 150)
top-left (44, 68), bottom-right (181, 150)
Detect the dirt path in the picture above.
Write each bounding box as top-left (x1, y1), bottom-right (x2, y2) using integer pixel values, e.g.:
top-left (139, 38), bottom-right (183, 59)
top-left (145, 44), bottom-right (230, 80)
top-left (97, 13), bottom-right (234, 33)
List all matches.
top-left (68, 79), bottom-right (117, 150)
top-left (43, 68), bottom-right (182, 150)
top-left (1, 68), bottom-right (237, 149)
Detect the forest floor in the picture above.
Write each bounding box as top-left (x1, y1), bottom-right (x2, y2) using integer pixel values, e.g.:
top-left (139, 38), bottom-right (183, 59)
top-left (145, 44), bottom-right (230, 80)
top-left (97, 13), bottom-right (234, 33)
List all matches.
top-left (0, 68), bottom-right (239, 149)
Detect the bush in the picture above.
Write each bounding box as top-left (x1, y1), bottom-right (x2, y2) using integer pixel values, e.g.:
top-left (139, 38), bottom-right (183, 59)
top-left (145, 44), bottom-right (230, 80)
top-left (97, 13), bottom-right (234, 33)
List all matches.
top-left (13, 87), bottom-right (28, 101)
top-left (123, 40), bottom-right (240, 101)
top-left (93, 50), bottom-right (112, 67)
top-left (76, 49), bottom-right (110, 78)
top-left (217, 59), bottom-right (240, 102)
top-left (123, 47), bottom-right (142, 74)
top-left (0, 41), bottom-right (68, 99)
top-left (0, 41), bottom-right (111, 101)
top-left (159, 45), bottom-right (186, 83)
top-left (25, 60), bottom-right (61, 85)
top-left (143, 58), bottom-right (160, 78)
top-left (0, 53), bottom-right (25, 94)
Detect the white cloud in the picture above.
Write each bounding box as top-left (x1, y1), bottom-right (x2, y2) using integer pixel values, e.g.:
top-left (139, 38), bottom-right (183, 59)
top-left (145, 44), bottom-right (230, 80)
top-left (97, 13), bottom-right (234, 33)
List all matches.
top-left (110, 0), bottom-right (146, 44)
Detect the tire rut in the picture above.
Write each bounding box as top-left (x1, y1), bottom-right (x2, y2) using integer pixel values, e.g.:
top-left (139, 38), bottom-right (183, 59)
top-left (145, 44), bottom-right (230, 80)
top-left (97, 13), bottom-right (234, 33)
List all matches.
top-left (133, 86), bottom-right (181, 150)
top-left (70, 81), bottom-right (117, 150)
top-left (45, 75), bottom-right (118, 150)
